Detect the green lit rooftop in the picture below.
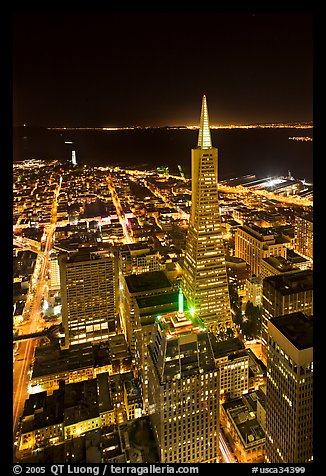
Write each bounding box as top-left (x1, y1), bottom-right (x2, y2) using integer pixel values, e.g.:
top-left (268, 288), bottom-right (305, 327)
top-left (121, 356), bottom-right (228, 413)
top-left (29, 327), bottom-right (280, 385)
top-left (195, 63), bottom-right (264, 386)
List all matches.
top-left (156, 310), bottom-right (206, 338)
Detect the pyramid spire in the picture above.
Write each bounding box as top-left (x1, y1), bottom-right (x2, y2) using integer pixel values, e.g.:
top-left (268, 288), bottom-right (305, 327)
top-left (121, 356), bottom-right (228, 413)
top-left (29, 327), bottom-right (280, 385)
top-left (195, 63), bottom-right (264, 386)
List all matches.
top-left (197, 95), bottom-right (212, 149)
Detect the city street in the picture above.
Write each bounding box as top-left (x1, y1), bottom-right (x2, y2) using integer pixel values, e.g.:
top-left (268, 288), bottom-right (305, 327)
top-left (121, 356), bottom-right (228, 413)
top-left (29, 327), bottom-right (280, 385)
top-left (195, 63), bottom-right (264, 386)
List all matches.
top-left (107, 176), bottom-right (135, 244)
top-left (13, 178), bottom-right (61, 452)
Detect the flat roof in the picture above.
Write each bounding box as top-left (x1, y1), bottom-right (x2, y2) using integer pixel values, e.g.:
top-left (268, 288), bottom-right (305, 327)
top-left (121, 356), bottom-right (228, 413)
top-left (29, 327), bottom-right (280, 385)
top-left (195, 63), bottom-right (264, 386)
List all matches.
top-left (21, 389), bottom-right (64, 433)
top-left (64, 379), bottom-right (99, 425)
top-left (295, 211), bottom-right (313, 222)
top-left (262, 255), bottom-right (297, 272)
top-left (125, 270), bottom-right (171, 294)
top-left (119, 243), bottom-right (151, 251)
top-left (239, 224), bottom-right (275, 238)
top-left (270, 313), bottom-right (313, 350)
top-left (149, 318), bottom-right (217, 382)
top-left (97, 373), bottom-right (113, 413)
top-left (136, 291), bottom-right (179, 309)
top-left (210, 336), bottom-right (245, 359)
top-left (263, 269), bottom-right (313, 295)
top-left (32, 343), bottom-right (94, 379)
top-left (286, 248), bottom-right (309, 264)
top-left (225, 256), bottom-right (246, 264)
top-left (32, 338), bottom-right (130, 380)
top-left (223, 394), bottom-right (265, 448)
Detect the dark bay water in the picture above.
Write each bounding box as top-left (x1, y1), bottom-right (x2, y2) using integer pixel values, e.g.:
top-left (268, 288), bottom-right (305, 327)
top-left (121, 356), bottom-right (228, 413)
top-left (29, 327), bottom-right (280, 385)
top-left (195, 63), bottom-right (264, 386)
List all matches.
top-left (14, 126), bottom-right (313, 182)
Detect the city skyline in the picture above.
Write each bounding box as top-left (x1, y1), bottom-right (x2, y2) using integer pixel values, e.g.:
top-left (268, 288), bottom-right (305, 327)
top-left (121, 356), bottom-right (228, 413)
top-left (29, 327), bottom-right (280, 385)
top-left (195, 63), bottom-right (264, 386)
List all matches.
top-left (11, 11), bottom-right (315, 466)
top-left (13, 11), bottom-right (313, 127)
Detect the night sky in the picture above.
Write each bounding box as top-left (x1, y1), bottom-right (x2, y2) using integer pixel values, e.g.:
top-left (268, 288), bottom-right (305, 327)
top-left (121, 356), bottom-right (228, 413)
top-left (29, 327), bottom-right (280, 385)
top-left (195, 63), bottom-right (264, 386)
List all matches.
top-left (13, 11), bottom-right (313, 128)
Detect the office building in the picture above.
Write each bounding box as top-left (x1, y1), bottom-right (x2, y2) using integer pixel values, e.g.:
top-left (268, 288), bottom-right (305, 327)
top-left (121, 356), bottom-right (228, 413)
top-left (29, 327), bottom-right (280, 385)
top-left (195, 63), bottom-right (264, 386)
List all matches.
top-left (261, 270), bottom-right (313, 360)
top-left (210, 336), bottom-right (249, 400)
top-left (134, 290), bottom-right (180, 411)
top-left (71, 150), bottom-right (77, 167)
top-left (29, 335), bottom-right (131, 395)
top-left (19, 372), bottom-right (142, 452)
top-left (294, 211), bottom-right (313, 261)
top-left (225, 256), bottom-right (251, 290)
top-left (48, 251), bottom-right (61, 291)
top-left (245, 276), bottom-right (263, 307)
top-left (148, 297), bottom-right (220, 463)
top-left (265, 313), bottom-right (313, 463)
top-left (59, 248), bottom-right (118, 348)
top-left (247, 349), bottom-right (267, 391)
top-left (235, 224), bottom-right (288, 277)
top-left (286, 248), bottom-right (311, 271)
top-left (261, 255), bottom-right (300, 280)
top-left (221, 390), bottom-right (266, 463)
top-left (182, 95), bottom-right (233, 334)
top-left (120, 270), bottom-right (173, 363)
top-left (118, 243), bottom-right (161, 276)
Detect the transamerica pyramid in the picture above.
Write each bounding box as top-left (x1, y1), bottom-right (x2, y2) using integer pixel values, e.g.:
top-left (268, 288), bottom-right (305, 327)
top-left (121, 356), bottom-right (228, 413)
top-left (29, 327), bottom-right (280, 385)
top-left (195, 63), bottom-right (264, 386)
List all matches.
top-left (182, 95), bottom-right (234, 334)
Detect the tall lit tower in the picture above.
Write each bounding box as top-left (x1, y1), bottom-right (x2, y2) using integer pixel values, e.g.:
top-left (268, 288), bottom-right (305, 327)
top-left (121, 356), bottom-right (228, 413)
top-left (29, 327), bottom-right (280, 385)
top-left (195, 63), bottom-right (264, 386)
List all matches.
top-left (265, 313), bottom-right (313, 463)
top-left (182, 96), bottom-right (233, 334)
top-left (147, 291), bottom-right (220, 463)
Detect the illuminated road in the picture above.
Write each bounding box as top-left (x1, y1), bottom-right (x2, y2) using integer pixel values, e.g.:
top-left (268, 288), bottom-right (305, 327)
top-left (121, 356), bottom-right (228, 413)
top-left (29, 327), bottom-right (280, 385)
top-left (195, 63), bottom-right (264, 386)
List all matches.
top-left (107, 176), bottom-right (134, 244)
top-left (141, 177), bottom-right (190, 221)
top-left (219, 430), bottom-right (236, 463)
top-left (13, 178), bottom-right (61, 451)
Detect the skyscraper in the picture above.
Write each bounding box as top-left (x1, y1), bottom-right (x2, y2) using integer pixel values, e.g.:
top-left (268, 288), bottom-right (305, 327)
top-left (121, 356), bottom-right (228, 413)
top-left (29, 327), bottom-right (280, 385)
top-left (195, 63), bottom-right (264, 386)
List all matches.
top-left (265, 313), bottom-right (313, 463)
top-left (261, 269), bottom-right (313, 360)
top-left (59, 248), bottom-right (118, 348)
top-left (147, 291), bottom-right (220, 463)
top-left (182, 96), bottom-right (233, 334)
top-left (294, 211), bottom-right (313, 262)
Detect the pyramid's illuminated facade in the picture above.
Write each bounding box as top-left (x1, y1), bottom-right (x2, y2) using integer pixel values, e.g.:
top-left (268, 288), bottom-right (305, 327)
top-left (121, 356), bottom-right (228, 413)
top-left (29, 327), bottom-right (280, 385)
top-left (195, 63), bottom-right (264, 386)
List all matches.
top-left (182, 96), bottom-right (233, 334)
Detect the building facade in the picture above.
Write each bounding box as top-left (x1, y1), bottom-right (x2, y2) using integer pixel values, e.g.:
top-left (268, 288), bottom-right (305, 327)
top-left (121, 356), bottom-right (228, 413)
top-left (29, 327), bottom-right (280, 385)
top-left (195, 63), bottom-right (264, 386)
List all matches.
top-left (235, 224), bottom-right (288, 277)
top-left (294, 211), bottom-right (313, 261)
top-left (59, 248), bottom-right (118, 348)
top-left (118, 243), bottom-right (161, 276)
top-left (221, 391), bottom-right (266, 463)
top-left (265, 313), bottom-right (313, 463)
top-left (120, 270), bottom-right (173, 365)
top-left (261, 255), bottom-right (300, 280)
top-left (148, 304), bottom-right (220, 463)
top-left (49, 251), bottom-right (61, 291)
top-left (182, 95), bottom-right (233, 334)
top-left (261, 270), bottom-right (313, 360)
top-left (210, 337), bottom-right (249, 401)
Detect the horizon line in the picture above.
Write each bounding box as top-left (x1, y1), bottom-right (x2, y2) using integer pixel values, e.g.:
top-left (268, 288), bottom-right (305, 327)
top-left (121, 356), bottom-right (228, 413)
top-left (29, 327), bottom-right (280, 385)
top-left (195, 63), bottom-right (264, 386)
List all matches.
top-left (37, 122), bottom-right (314, 131)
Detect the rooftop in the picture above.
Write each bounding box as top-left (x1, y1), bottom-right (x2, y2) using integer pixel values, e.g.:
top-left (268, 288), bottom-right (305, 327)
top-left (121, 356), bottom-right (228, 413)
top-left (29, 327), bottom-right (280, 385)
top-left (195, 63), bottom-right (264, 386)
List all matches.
top-left (225, 256), bottom-right (247, 264)
top-left (64, 379), bottom-right (99, 426)
top-left (125, 270), bottom-right (171, 294)
top-left (240, 224), bottom-right (276, 239)
top-left (263, 269), bottom-right (313, 295)
top-left (270, 312), bottom-right (313, 350)
top-left (97, 373), bottom-right (113, 414)
top-left (209, 336), bottom-right (245, 360)
top-left (32, 337), bottom-right (131, 380)
top-left (136, 291), bottom-right (180, 310)
top-left (149, 310), bottom-right (216, 382)
top-left (262, 255), bottom-right (298, 273)
top-left (223, 392), bottom-right (265, 448)
top-left (156, 309), bottom-right (206, 338)
top-left (60, 247), bottom-right (113, 264)
top-left (295, 210), bottom-right (313, 222)
top-left (21, 388), bottom-right (64, 434)
top-left (119, 243), bottom-right (151, 253)
top-left (286, 248), bottom-right (310, 264)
